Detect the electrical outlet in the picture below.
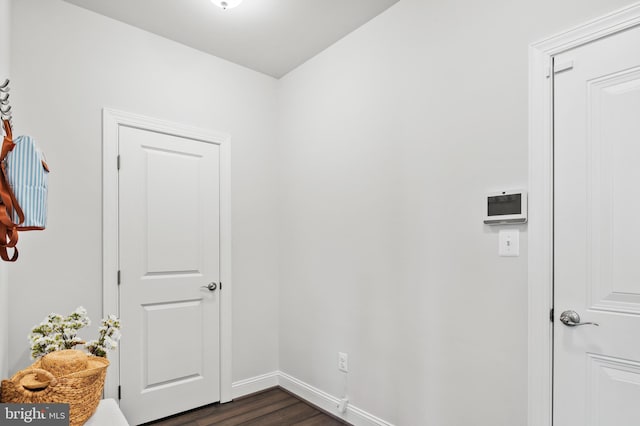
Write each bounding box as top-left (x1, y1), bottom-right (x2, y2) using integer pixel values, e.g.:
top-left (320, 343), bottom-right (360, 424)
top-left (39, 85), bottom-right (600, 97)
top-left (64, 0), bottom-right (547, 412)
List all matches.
top-left (338, 352), bottom-right (348, 373)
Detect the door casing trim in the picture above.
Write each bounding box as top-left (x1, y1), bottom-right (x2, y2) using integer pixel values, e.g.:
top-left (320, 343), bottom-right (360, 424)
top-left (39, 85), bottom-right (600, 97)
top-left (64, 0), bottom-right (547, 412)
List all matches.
top-left (528, 3), bottom-right (640, 425)
top-left (102, 108), bottom-right (233, 404)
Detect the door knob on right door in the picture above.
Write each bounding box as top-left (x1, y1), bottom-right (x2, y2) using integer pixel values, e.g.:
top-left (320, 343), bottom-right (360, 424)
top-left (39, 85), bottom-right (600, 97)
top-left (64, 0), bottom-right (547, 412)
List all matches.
top-left (559, 310), bottom-right (599, 327)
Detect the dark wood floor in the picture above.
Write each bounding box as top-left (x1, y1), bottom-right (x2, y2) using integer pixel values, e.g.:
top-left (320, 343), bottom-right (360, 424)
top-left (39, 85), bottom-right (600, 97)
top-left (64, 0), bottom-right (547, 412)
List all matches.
top-left (143, 387), bottom-right (349, 426)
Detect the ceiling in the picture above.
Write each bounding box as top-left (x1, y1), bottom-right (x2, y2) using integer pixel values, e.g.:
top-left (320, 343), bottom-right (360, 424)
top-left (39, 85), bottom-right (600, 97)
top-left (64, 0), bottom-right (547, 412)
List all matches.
top-left (63, 0), bottom-right (401, 78)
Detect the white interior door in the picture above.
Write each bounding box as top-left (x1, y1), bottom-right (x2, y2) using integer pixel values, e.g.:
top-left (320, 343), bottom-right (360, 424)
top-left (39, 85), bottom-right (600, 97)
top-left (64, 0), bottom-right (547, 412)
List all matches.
top-left (118, 125), bottom-right (221, 425)
top-left (554, 25), bottom-right (640, 425)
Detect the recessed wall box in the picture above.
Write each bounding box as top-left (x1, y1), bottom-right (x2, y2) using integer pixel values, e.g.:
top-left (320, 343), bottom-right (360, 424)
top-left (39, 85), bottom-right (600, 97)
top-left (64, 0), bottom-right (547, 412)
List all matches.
top-left (484, 190), bottom-right (527, 225)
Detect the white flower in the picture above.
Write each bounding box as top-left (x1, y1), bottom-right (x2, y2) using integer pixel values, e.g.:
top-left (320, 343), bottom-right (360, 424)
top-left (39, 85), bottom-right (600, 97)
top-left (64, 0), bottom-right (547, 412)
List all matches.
top-left (29, 307), bottom-right (121, 359)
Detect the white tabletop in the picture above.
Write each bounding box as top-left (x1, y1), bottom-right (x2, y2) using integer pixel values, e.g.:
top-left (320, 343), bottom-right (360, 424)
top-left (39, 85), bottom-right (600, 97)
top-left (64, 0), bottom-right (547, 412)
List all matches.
top-left (84, 399), bottom-right (130, 426)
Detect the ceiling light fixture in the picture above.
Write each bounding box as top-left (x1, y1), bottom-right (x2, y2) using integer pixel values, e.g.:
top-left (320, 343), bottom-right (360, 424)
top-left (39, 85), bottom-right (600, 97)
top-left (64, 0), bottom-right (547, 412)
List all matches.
top-left (211, 0), bottom-right (243, 10)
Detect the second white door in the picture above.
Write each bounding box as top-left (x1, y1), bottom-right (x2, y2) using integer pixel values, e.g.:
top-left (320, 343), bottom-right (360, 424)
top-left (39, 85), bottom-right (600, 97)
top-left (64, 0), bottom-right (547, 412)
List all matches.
top-left (118, 125), bottom-right (221, 425)
top-left (554, 24), bottom-right (640, 425)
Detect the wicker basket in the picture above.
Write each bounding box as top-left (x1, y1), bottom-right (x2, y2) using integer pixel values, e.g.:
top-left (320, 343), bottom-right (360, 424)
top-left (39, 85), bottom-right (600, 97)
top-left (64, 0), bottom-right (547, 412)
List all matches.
top-left (0, 350), bottom-right (109, 426)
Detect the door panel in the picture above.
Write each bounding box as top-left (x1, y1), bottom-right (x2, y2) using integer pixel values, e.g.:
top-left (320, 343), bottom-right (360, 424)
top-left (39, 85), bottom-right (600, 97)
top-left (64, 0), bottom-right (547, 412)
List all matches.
top-left (587, 355), bottom-right (640, 423)
top-left (145, 146), bottom-right (203, 273)
top-left (118, 125), bottom-right (220, 425)
top-left (554, 25), bottom-right (640, 426)
top-left (587, 68), bottom-right (640, 315)
top-left (144, 300), bottom-right (204, 387)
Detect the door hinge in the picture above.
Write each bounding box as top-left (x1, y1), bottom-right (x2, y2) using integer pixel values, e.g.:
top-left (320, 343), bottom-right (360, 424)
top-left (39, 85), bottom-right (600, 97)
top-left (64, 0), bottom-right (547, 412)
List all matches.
top-left (118, 385), bottom-right (121, 400)
top-left (550, 308), bottom-right (554, 322)
top-left (220, 282), bottom-right (222, 290)
top-left (117, 270), bottom-right (121, 285)
top-left (117, 155), bottom-right (121, 170)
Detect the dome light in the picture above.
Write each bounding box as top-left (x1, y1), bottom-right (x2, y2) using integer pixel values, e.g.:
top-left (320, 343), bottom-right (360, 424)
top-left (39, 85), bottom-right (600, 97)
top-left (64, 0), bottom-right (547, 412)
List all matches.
top-left (211, 0), bottom-right (243, 10)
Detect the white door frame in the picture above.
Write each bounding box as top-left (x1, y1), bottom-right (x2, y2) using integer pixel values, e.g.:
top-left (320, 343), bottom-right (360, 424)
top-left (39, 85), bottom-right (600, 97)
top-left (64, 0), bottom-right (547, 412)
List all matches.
top-left (528, 3), bottom-right (640, 425)
top-left (101, 108), bottom-right (233, 404)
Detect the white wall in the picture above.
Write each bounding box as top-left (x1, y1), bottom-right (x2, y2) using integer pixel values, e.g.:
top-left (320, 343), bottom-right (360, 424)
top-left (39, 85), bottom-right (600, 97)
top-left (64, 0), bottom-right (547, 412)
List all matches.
top-left (0, 0), bottom-right (9, 381)
top-left (7, 0), bottom-right (639, 424)
top-left (276, 0), bottom-right (635, 424)
top-left (8, 0), bottom-right (280, 383)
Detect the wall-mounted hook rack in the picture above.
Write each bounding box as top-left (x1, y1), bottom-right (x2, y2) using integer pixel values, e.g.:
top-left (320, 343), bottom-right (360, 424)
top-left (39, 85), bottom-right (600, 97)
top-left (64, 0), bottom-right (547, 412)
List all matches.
top-left (0, 79), bottom-right (12, 130)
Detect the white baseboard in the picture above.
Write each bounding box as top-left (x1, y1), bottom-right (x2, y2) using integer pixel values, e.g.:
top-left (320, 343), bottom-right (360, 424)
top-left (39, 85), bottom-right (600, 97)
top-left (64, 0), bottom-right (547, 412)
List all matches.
top-left (231, 371), bottom-right (279, 399)
top-left (232, 371), bottom-right (394, 426)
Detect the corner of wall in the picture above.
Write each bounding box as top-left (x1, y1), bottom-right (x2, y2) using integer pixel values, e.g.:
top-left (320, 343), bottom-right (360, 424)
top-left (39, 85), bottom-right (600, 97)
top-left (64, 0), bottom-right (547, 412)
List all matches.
top-left (231, 371), bottom-right (395, 426)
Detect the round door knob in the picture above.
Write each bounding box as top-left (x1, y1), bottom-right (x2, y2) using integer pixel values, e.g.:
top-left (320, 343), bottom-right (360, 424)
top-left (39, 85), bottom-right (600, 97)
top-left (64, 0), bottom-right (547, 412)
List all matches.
top-left (201, 282), bottom-right (217, 292)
